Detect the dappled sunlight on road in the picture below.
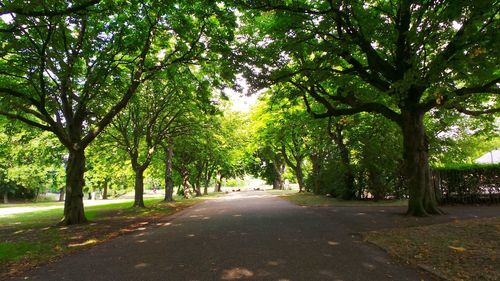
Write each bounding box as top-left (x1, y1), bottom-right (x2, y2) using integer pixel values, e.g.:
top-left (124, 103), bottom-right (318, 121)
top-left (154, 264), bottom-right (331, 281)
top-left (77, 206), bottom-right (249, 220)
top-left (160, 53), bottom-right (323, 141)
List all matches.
top-left (328, 241), bottom-right (340, 246)
top-left (134, 262), bottom-right (149, 269)
top-left (221, 267), bottom-right (254, 280)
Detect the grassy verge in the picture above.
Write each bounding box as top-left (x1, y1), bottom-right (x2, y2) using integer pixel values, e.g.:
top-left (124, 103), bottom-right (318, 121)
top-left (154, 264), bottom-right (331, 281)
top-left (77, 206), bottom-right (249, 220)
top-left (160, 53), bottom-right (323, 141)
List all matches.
top-left (364, 217), bottom-right (500, 281)
top-left (0, 193), bottom-right (223, 279)
top-left (268, 189), bottom-right (407, 207)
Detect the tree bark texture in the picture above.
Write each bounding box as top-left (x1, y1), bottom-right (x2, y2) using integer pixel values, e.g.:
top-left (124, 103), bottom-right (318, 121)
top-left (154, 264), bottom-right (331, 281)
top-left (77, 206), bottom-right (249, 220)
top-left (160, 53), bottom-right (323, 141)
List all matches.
top-left (102, 181), bottom-right (108, 200)
top-left (3, 191), bottom-right (8, 204)
top-left (294, 163), bottom-right (306, 192)
top-left (214, 171), bottom-right (223, 192)
top-left (133, 168), bottom-right (146, 208)
top-left (58, 188), bottom-right (65, 201)
top-left (181, 167), bottom-right (192, 199)
top-left (401, 110), bottom-right (441, 216)
top-left (164, 144), bottom-right (175, 202)
top-left (329, 122), bottom-right (356, 199)
top-left (61, 149), bottom-right (87, 225)
top-left (309, 153), bottom-right (322, 194)
top-left (203, 167), bottom-right (213, 195)
top-left (281, 146), bottom-right (306, 192)
top-left (272, 157), bottom-right (285, 190)
top-left (194, 167), bottom-right (203, 197)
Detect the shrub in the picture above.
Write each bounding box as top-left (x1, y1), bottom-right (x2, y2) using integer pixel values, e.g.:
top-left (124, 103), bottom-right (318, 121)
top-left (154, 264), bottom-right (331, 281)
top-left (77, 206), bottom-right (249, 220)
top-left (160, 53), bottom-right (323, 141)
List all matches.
top-left (432, 164), bottom-right (500, 204)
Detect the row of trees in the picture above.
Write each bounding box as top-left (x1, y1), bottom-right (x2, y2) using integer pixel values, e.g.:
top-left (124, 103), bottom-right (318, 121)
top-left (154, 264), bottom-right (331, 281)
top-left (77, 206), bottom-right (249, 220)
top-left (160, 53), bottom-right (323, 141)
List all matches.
top-left (0, 0), bottom-right (241, 224)
top-left (248, 90), bottom-right (498, 203)
top-left (235, 0), bottom-right (499, 216)
top-left (1, 0), bottom-right (498, 224)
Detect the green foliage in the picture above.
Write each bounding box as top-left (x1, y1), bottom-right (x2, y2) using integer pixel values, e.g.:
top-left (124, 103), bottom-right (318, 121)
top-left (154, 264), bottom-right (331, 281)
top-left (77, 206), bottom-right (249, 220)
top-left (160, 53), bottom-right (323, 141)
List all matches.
top-left (433, 164), bottom-right (500, 204)
top-left (0, 118), bottom-right (65, 200)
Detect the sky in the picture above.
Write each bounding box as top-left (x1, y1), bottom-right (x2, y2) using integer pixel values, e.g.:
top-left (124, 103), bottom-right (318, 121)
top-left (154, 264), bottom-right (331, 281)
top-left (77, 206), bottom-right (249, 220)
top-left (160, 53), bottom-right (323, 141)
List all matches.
top-left (225, 88), bottom-right (259, 113)
top-left (223, 75), bottom-right (260, 113)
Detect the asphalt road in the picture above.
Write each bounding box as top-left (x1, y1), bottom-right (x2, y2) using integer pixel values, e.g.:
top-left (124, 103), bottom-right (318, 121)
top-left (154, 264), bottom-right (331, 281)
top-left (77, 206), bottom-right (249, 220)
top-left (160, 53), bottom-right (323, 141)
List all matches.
top-left (14, 190), bottom-right (431, 281)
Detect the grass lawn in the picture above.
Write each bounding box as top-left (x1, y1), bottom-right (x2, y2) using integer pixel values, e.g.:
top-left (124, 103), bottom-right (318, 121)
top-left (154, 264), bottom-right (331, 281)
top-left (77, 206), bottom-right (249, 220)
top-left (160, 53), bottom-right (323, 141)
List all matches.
top-left (0, 193), bottom-right (223, 279)
top-left (267, 189), bottom-right (407, 207)
top-left (364, 217), bottom-right (500, 281)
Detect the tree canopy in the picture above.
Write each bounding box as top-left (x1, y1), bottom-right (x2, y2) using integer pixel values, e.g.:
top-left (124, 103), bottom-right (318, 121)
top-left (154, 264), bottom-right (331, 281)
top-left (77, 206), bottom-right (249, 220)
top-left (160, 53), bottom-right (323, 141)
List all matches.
top-left (0, 0), bottom-right (498, 223)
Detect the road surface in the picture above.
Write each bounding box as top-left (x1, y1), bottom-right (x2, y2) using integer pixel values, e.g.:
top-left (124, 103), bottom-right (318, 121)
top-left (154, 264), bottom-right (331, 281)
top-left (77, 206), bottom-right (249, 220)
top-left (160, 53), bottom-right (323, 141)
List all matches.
top-left (13, 190), bottom-right (432, 281)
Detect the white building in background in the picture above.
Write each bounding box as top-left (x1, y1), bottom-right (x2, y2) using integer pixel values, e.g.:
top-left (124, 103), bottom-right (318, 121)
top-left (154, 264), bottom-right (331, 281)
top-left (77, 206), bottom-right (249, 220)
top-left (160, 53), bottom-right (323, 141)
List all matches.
top-left (475, 149), bottom-right (500, 164)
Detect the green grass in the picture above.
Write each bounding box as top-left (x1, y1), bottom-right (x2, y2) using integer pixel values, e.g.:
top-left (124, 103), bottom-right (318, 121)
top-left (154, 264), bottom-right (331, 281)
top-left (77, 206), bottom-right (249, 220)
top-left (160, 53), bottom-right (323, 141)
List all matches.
top-left (0, 192), bottom-right (224, 278)
top-left (0, 197), bottom-right (173, 226)
top-left (0, 242), bottom-right (55, 262)
top-left (0, 193), bottom-right (223, 228)
top-left (268, 189), bottom-right (407, 207)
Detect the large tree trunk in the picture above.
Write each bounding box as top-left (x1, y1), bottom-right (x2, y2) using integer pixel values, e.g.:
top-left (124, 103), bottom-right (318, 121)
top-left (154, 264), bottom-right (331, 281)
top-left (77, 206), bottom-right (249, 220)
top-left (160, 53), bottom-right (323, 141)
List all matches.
top-left (61, 148), bottom-right (87, 225)
top-left (329, 121), bottom-right (355, 200)
top-left (133, 168), bottom-right (146, 208)
top-left (401, 110), bottom-right (441, 216)
top-left (194, 167), bottom-right (203, 197)
top-left (214, 171), bottom-right (223, 192)
top-left (203, 167), bottom-right (214, 195)
top-left (309, 154), bottom-right (322, 194)
top-left (58, 188), bottom-right (65, 201)
top-left (281, 146), bottom-right (305, 192)
top-left (272, 157), bottom-right (285, 190)
top-left (181, 168), bottom-right (192, 199)
top-left (294, 162), bottom-right (306, 192)
top-left (3, 191), bottom-right (8, 204)
top-left (164, 144), bottom-right (175, 202)
top-left (102, 181), bottom-right (108, 200)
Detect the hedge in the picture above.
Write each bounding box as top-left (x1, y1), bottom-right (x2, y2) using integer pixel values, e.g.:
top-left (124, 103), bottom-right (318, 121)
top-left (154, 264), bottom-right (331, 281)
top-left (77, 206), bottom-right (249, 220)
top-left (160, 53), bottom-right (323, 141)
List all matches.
top-left (432, 164), bottom-right (500, 204)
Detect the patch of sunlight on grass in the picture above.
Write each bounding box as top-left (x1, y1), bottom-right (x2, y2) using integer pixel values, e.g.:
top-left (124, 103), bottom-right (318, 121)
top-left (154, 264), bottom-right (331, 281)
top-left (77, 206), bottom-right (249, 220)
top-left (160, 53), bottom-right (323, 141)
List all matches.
top-left (67, 239), bottom-right (98, 248)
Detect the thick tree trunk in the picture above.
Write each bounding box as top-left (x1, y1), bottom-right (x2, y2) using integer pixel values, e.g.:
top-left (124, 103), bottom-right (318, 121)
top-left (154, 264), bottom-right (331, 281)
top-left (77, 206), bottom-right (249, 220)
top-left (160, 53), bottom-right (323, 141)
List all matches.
top-left (310, 154), bottom-right (322, 194)
top-left (329, 122), bottom-right (355, 199)
top-left (214, 171), bottom-right (223, 192)
top-left (61, 148), bottom-right (87, 225)
top-left (401, 110), bottom-right (441, 216)
top-left (272, 158), bottom-right (285, 190)
top-left (194, 170), bottom-right (203, 197)
top-left (368, 168), bottom-right (385, 201)
top-left (281, 146), bottom-right (305, 192)
top-left (294, 162), bottom-right (306, 192)
top-left (58, 188), bottom-right (65, 201)
top-left (133, 168), bottom-right (146, 208)
top-left (203, 168), bottom-right (213, 195)
top-left (3, 191), bottom-right (8, 204)
top-left (181, 168), bottom-right (192, 199)
top-left (102, 181), bottom-right (108, 200)
top-left (164, 145), bottom-right (175, 202)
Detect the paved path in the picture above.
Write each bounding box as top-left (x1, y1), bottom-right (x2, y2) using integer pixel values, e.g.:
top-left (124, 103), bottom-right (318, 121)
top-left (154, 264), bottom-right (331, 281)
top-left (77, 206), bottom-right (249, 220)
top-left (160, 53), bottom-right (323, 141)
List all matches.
top-left (14, 190), bottom-right (433, 281)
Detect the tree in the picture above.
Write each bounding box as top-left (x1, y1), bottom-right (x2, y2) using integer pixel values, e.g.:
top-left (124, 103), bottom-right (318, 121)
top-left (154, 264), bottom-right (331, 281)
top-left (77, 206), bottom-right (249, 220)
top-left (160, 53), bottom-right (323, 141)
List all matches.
top-left (0, 1), bottom-right (237, 224)
top-left (327, 117), bottom-right (355, 199)
top-left (107, 79), bottom-right (182, 207)
top-left (238, 0), bottom-right (500, 216)
top-left (0, 118), bottom-right (65, 202)
top-left (0, 1), bottom-right (100, 33)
